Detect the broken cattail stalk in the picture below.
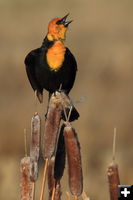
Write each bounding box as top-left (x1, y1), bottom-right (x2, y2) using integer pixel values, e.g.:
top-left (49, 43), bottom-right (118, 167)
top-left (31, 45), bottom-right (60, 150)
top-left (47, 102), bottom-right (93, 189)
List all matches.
top-left (107, 162), bottom-right (120, 200)
top-left (64, 125), bottom-right (83, 196)
top-left (20, 157), bottom-right (33, 200)
top-left (42, 92), bottom-right (63, 159)
top-left (54, 123), bottom-right (66, 180)
top-left (30, 112), bottom-right (41, 182)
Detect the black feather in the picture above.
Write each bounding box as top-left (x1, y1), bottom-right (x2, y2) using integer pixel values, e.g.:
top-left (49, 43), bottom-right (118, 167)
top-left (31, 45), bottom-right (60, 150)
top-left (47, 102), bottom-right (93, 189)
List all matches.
top-left (25, 36), bottom-right (79, 120)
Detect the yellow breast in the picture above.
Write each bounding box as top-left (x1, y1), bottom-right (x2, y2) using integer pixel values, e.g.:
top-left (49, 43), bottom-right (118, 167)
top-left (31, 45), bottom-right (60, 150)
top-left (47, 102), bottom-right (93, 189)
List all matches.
top-left (46, 41), bottom-right (66, 71)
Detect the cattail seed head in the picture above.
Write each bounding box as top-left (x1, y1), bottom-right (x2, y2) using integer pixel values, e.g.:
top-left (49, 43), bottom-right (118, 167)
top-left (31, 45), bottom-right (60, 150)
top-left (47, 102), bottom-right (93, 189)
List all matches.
top-left (107, 161), bottom-right (120, 200)
top-left (64, 125), bottom-right (83, 196)
top-left (20, 157), bottom-right (33, 200)
top-left (42, 93), bottom-right (63, 159)
top-left (30, 113), bottom-right (41, 181)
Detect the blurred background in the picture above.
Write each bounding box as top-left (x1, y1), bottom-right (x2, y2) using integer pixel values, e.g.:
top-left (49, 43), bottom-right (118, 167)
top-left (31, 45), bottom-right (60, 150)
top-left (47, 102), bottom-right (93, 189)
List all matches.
top-left (0, 0), bottom-right (133, 199)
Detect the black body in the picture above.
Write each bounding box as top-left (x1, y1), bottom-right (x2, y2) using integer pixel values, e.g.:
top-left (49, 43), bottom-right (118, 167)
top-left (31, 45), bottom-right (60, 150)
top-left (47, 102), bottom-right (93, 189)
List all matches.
top-left (25, 37), bottom-right (79, 121)
top-left (25, 37), bottom-right (77, 96)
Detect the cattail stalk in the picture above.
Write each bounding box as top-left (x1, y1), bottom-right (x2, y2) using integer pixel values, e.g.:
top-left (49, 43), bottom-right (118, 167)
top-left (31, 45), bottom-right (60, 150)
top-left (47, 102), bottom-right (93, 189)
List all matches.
top-left (31, 182), bottom-right (35, 200)
top-left (49, 180), bottom-right (62, 200)
top-left (64, 125), bottom-right (83, 196)
top-left (39, 158), bottom-right (49, 200)
top-left (48, 156), bottom-right (62, 200)
top-left (53, 181), bottom-right (62, 200)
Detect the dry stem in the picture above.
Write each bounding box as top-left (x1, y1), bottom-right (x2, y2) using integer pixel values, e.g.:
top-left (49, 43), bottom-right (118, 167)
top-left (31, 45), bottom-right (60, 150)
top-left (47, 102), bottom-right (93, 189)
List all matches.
top-left (39, 158), bottom-right (49, 200)
top-left (31, 182), bottom-right (35, 200)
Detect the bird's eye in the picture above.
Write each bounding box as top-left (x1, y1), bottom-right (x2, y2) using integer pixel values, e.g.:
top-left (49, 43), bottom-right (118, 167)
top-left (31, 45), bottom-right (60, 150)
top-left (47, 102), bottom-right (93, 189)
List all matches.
top-left (56, 20), bottom-right (62, 25)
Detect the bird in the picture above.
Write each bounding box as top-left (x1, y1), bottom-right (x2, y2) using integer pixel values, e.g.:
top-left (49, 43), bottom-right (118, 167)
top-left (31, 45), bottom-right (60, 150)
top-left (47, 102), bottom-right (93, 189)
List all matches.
top-left (24, 14), bottom-right (79, 121)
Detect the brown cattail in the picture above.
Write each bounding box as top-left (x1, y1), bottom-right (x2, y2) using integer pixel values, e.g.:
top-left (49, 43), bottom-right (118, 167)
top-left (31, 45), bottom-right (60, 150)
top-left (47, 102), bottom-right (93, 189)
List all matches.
top-left (107, 161), bottom-right (120, 200)
top-left (107, 128), bottom-right (120, 200)
top-left (64, 125), bottom-right (83, 196)
top-left (30, 112), bottom-right (41, 182)
top-left (30, 112), bottom-right (41, 161)
top-left (54, 123), bottom-right (66, 180)
top-left (20, 157), bottom-right (33, 200)
top-left (42, 92), bottom-right (63, 159)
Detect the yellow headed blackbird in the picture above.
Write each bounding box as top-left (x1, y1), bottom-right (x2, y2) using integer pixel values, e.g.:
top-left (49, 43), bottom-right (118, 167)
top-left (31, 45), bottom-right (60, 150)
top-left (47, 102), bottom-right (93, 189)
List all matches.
top-left (25, 14), bottom-right (79, 121)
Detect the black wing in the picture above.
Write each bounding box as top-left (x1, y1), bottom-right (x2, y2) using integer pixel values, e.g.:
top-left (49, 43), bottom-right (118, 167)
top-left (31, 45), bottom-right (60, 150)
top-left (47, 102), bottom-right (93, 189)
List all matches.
top-left (24, 48), bottom-right (43, 103)
top-left (64, 48), bottom-right (78, 93)
top-left (66, 47), bottom-right (77, 70)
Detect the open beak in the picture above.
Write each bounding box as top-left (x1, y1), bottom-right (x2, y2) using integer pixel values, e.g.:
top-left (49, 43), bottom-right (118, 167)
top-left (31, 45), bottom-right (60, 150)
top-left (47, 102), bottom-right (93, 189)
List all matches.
top-left (57, 13), bottom-right (73, 27)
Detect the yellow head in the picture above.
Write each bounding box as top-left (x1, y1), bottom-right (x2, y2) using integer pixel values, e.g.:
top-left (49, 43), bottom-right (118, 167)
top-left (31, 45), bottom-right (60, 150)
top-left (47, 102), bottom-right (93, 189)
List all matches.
top-left (47, 14), bottom-right (72, 41)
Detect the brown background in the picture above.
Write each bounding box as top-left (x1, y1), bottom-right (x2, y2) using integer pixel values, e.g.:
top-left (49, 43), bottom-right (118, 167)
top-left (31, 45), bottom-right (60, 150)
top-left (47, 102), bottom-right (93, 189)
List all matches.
top-left (0, 0), bottom-right (133, 199)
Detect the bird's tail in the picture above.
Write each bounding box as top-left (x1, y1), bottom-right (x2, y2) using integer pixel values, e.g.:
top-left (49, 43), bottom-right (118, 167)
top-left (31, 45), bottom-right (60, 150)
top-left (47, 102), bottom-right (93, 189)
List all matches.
top-left (61, 105), bottom-right (79, 122)
top-left (46, 92), bottom-right (80, 122)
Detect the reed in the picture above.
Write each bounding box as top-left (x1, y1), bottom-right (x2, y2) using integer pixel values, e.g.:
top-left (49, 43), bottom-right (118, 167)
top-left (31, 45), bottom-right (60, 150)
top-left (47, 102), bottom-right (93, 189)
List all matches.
top-left (20, 91), bottom-right (121, 200)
